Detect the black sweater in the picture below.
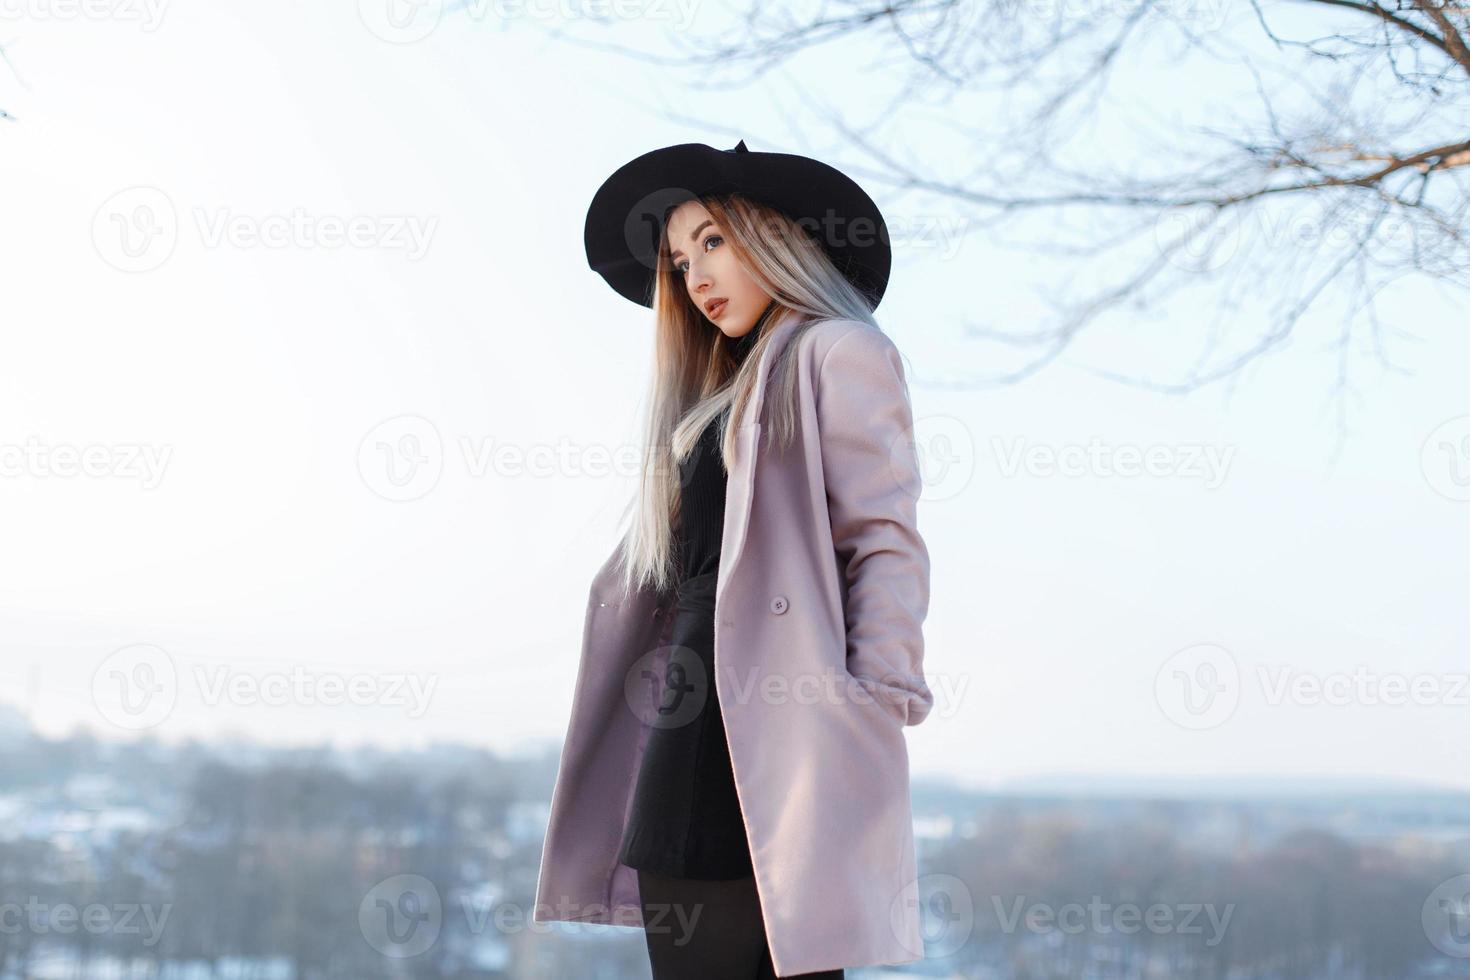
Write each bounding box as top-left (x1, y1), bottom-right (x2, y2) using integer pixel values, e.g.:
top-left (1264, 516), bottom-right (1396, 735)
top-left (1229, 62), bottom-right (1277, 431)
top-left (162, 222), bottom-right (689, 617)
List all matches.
top-left (673, 326), bottom-right (761, 581)
top-left (616, 326), bottom-right (762, 881)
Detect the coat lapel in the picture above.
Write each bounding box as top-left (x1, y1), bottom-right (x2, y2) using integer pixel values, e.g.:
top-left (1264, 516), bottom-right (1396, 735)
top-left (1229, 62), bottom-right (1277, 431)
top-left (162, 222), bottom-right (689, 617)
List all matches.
top-left (716, 313), bottom-right (806, 609)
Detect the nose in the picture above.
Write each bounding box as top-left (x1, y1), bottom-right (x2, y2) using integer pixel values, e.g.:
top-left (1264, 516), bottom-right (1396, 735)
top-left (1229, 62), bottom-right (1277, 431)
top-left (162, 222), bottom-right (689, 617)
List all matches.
top-left (686, 259), bottom-right (712, 292)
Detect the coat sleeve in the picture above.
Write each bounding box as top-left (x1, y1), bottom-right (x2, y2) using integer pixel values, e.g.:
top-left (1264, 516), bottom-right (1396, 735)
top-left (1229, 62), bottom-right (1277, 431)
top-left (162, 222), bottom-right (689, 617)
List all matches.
top-left (814, 325), bottom-right (934, 727)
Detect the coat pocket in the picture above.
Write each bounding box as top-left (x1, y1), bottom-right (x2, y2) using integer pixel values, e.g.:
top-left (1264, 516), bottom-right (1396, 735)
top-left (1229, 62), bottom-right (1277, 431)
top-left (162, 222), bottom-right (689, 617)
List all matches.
top-left (846, 664), bottom-right (934, 731)
top-left (840, 667), bottom-right (911, 731)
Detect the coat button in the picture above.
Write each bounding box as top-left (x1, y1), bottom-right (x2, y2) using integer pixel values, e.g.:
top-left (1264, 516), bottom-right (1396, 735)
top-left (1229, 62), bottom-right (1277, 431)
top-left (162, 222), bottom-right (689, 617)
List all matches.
top-left (769, 595), bottom-right (789, 615)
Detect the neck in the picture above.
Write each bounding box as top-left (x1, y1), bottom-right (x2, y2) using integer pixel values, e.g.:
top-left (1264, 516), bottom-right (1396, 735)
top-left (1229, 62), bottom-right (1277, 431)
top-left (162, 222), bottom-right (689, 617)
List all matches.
top-left (733, 326), bottom-right (760, 364)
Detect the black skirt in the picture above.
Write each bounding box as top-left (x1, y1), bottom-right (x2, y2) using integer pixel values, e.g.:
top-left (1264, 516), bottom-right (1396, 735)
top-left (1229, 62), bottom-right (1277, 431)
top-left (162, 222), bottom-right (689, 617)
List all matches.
top-left (617, 569), bottom-right (754, 880)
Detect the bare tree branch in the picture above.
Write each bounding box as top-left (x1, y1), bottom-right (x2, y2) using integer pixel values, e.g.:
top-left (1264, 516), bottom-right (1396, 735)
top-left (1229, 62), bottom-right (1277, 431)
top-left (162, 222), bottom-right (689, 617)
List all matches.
top-left (538, 0), bottom-right (1470, 446)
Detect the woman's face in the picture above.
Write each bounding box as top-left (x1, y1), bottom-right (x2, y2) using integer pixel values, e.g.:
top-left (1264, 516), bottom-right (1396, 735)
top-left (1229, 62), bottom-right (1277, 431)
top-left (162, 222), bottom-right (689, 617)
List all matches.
top-left (665, 199), bottom-right (771, 340)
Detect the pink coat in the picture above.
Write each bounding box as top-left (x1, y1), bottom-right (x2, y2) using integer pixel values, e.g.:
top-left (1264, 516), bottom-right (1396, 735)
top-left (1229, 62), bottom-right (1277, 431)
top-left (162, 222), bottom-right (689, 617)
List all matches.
top-left (533, 315), bottom-right (934, 976)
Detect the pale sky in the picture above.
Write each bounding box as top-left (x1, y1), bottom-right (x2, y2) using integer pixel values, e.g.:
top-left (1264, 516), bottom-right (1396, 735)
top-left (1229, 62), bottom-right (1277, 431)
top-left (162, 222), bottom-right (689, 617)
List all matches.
top-left (1, 2), bottom-right (1466, 791)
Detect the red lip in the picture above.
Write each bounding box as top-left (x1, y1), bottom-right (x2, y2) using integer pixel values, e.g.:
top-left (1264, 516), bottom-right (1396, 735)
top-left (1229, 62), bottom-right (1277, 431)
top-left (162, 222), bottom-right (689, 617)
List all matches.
top-left (705, 297), bottom-right (728, 316)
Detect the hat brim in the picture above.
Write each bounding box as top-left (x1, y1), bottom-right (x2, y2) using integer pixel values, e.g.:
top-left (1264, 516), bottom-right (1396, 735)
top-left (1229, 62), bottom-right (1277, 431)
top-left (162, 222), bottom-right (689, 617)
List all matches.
top-left (583, 141), bottom-right (892, 311)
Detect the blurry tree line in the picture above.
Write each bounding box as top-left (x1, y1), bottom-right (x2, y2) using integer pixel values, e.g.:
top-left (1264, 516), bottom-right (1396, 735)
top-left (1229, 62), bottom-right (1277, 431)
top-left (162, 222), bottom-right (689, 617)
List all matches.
top-left (0, 729), bottom-right (1466, 978)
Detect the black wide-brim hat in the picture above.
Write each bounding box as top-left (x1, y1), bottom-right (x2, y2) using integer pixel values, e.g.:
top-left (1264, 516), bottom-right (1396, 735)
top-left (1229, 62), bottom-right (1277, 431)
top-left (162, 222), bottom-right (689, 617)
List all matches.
top-left (584, 139), bottom-right (892, 310)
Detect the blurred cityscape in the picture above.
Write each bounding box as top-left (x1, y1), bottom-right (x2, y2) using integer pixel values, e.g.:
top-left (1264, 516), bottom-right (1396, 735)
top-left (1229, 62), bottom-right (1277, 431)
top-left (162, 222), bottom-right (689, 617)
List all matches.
top-left (1, 701), bottom-right (1467, 979)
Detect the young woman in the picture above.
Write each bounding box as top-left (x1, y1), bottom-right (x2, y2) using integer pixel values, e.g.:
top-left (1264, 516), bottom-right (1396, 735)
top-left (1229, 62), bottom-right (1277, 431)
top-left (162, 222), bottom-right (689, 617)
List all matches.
top-left (535, 140), bottom-right (934, 979)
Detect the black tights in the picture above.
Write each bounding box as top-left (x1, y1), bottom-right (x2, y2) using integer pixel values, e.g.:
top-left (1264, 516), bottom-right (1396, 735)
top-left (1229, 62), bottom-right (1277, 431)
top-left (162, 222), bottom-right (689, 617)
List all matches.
top-left (636, 868), bottom-right (844, 979)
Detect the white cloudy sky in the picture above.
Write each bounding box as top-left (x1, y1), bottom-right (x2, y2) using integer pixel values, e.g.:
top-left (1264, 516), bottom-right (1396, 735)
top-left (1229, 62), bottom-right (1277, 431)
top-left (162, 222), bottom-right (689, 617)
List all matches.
top-left (1, 2), bottom-right (1466, 791)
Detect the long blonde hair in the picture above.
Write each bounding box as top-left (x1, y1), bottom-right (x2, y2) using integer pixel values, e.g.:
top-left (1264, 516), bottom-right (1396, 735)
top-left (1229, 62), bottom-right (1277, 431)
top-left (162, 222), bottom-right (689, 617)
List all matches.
top-left (607, 192), bottom-right (882, 600)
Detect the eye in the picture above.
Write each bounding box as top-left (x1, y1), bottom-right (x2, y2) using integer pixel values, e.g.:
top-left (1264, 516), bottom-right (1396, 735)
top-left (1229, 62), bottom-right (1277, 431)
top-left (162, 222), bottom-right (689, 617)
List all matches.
top-left (673, 234), bottom-right (723, 276)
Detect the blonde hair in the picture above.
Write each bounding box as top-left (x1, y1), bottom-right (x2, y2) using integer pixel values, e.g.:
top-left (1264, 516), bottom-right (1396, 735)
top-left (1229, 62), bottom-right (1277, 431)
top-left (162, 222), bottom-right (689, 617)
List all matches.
top-left (608, 192), bottom-right (882, 600)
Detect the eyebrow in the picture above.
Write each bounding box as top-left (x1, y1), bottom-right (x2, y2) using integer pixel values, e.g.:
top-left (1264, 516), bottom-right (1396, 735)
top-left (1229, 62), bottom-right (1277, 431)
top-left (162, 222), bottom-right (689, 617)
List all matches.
top-left (668, 219), bottom-right (714, 261)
